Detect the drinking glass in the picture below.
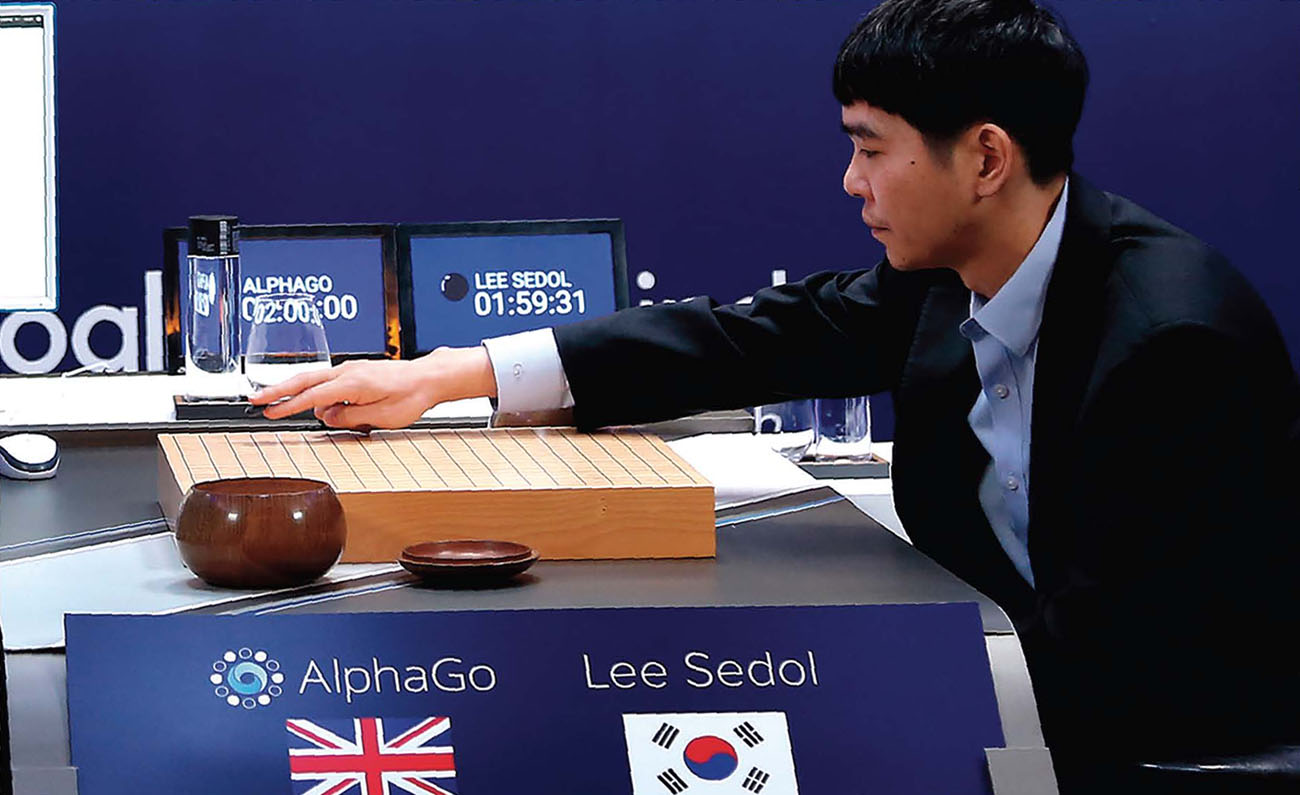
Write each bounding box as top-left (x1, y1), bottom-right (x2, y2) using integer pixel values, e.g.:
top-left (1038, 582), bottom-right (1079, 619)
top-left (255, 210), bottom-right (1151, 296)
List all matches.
top-left (753, 399), bottom-right (816, 462)
top-left (814, 396), bottom-right (872, 460)
top-left (243, 293), bottom-right (331, 389)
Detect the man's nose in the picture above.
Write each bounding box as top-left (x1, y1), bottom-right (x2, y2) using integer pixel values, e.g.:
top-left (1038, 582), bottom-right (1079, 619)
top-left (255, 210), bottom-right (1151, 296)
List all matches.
top-left (843, 161), bottom-right (867, 199)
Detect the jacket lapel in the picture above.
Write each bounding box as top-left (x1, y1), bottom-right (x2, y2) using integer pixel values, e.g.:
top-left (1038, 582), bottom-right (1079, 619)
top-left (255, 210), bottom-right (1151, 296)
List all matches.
top-left (892, 274), bottom-right (1042, 613)
top-left (899, 274), bottom-right (977, 396)
top-left (1027, 176), bottom-right (1114, 579)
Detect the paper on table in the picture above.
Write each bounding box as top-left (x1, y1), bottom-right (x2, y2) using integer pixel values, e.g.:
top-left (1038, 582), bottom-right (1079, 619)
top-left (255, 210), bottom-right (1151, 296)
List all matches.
top-left (0, 373), bottom-right (177, 426)
top-left (0, 372), bottom-right (493, 428)
top-left (666, 433), bottom-right (819, 510)
top-left (423, 397), bottom-right (493, 421)
top-left (0, 533), bottom-right (399, 650)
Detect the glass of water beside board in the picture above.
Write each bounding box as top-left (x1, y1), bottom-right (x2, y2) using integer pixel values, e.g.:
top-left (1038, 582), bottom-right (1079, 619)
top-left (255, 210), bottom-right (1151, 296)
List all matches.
top-left (752, 399), bottom-right (817, 462)
top-left (244, 292), bottom-right (332, 389)
top-left (813, 396), bottom-right (872, 460)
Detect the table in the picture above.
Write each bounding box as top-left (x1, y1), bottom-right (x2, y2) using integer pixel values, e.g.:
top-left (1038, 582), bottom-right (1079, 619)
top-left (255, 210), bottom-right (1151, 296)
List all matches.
top-left (1, 426), bottom-right (1056, 794)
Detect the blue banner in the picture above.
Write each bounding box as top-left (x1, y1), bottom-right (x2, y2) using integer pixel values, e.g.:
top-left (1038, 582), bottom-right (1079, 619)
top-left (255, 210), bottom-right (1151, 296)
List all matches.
top-left (4, 1), bottom-right (1298, 441)
top-left (66, 603), bottom-right (1003, 793)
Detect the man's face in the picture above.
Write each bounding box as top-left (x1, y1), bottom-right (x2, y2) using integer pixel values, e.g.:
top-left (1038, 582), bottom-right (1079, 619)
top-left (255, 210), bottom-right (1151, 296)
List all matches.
top-left (841, 101), bottom-right (976, 271)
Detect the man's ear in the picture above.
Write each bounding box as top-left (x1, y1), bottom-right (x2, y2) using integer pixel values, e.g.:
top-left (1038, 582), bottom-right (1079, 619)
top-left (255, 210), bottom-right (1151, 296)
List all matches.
top-left (972, 123), bottom-right (1015, 198)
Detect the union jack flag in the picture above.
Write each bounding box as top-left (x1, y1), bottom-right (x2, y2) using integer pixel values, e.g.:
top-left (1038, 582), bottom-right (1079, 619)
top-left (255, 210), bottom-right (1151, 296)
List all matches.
top-left (287, 716), bottom-right (457, 795)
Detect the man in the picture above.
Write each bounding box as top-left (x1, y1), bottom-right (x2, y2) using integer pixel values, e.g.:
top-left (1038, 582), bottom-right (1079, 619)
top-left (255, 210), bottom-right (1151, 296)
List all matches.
top-left (255, 0), bottom-right (1300, 788)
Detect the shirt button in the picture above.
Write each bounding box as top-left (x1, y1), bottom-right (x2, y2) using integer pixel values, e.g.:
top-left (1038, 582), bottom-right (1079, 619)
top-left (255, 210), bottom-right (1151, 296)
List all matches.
top-left (512, 363), bottom-right (524, 380)
top-left (993, 384), bottom-right (1010, 399)
top-left (1005, 475), bottom-right (1020, 491)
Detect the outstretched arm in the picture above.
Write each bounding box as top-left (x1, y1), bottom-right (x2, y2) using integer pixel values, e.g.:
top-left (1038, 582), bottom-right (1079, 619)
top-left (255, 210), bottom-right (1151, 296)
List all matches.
top-left (250, 262), bottom-right (935, 431)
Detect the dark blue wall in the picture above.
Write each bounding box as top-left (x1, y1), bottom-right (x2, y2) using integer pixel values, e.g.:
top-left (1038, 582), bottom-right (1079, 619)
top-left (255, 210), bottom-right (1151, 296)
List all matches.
top-left (6, 1), bottom-right (1299, 437)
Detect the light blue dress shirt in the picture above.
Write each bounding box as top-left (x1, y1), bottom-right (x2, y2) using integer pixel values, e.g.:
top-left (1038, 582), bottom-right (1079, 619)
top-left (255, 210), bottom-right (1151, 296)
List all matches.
top-left (958, 181), bottom-right (1069, 588)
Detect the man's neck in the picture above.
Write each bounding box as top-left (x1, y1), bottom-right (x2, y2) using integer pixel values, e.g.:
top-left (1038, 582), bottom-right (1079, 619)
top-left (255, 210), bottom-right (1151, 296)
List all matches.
top-left (955, 174), bottom-right (1068, 300)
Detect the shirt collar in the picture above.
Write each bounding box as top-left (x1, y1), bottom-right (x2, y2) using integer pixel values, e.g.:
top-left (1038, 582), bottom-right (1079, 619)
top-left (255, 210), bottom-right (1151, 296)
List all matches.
top-left (961, 178), bottom-right (1070, 357)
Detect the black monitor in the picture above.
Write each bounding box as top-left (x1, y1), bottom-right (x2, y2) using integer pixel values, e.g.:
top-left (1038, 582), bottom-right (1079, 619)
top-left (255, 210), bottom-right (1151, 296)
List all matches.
top-left (162, 224), bottom-right (401, 373)
top-left (396, 219), bottom-right (628, 357)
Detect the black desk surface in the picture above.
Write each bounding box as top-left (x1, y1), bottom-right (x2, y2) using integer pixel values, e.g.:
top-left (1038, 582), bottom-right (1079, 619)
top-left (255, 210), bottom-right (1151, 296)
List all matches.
top-left (0, 433), bottom-right (161, 553)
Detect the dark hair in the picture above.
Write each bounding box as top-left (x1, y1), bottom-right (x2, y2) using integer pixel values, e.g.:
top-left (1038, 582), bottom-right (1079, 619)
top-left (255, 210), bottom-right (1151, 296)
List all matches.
top-left (833, 0), bottom-right (1088, 184)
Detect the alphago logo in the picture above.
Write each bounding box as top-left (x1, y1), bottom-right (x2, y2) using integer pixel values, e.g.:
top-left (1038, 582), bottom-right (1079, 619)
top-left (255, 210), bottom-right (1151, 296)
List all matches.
top-left (211, 647), bottom-right (285, 710)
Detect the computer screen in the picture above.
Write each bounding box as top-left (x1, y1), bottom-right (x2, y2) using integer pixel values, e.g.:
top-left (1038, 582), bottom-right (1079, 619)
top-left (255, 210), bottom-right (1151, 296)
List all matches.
top-left (0, 5), bottom-right (57, 310)
top-left (163, 224), bottom-right (400, 372)
top-left (398, 220), bottom-right (627, 356)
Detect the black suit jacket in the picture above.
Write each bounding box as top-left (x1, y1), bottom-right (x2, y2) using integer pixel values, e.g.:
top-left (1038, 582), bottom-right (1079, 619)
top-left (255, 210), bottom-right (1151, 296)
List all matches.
top-left (1, 621), bottom-right (10, 795)
top-left (554, 176), bottom-right (1300, 771)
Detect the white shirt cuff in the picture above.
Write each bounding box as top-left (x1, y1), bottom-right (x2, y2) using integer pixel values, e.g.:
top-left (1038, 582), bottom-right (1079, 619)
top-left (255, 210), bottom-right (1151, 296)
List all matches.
top-left (481, 328), bottom-right (575, 413)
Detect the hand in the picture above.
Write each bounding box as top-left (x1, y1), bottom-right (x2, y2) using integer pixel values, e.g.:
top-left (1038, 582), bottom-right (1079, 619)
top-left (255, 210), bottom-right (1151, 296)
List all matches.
top-left (248, 346), bottom-right (497, 429)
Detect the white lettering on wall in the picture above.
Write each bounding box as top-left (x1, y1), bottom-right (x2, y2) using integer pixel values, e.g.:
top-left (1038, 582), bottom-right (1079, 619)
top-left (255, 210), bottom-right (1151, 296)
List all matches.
top-left (0, 311), bottom-right (67, 373)
top-left (0, 270), bottom-right (164, 373)
top-left (71, 305), bottom-right (139, 372)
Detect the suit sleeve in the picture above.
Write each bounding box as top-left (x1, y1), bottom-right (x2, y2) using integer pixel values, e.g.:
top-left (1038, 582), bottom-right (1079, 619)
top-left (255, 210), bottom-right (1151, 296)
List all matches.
top-left (552, 263), bottom-right (937, 429)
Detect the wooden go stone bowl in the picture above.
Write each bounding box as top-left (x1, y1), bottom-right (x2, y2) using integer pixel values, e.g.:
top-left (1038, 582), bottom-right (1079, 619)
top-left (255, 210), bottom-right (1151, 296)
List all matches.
top-left (175, 477), bottom-right (346, 588)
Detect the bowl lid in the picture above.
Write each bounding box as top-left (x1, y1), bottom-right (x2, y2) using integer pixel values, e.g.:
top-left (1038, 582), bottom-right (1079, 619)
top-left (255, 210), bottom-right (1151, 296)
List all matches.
top-left (398, 553), bottom-right (539, 585)
top-left (400, 539), bottom-right (536, 565)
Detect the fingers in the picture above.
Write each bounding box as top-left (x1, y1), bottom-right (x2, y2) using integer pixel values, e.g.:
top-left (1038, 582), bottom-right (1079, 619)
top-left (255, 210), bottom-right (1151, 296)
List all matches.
top-left (249, 367), bottom-right (339, 405)
top-left (317, 400), bottom-right (392, 426)
top-left (261, 377), bottom-right (360, 420)
top-left (260, 392), bottom-right (314, 420)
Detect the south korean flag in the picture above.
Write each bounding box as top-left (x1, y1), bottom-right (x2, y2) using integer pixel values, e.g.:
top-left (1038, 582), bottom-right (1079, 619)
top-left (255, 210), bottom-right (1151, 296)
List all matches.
top-left (623, 712), bottom-right (799, 794)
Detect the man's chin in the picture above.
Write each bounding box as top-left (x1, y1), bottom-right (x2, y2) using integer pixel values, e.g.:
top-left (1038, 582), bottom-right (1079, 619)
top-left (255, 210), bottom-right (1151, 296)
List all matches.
top-left (886, 253), bottom-right (940, 272)
top-left (885, 250), bottom-right (914, 269)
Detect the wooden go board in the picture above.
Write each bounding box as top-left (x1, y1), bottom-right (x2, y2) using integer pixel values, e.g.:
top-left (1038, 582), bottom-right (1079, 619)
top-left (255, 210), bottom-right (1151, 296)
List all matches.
top-left (157, 428), bottom-right (715, 562)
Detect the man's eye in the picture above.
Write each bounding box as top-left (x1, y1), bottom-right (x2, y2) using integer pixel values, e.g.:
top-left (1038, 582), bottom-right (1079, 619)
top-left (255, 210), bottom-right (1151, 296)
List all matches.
top-left (858, 149), bottom-right (880, 158)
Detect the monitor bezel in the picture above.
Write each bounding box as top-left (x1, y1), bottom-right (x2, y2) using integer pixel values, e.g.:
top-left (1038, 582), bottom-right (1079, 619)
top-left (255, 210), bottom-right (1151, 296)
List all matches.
top-left (395, 218), bottom-right (629, 358)
top-left (0, 4), bottom-right (58, 311)
top-left (162, 223), bottom-right (402, 374)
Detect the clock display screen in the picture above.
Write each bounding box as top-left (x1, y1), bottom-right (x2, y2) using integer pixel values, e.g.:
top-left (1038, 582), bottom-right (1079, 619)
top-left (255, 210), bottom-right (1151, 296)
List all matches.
top-left (409, 232), bottom-right (618, 351)
top-left (177, 236), bottom-right (388, 356)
